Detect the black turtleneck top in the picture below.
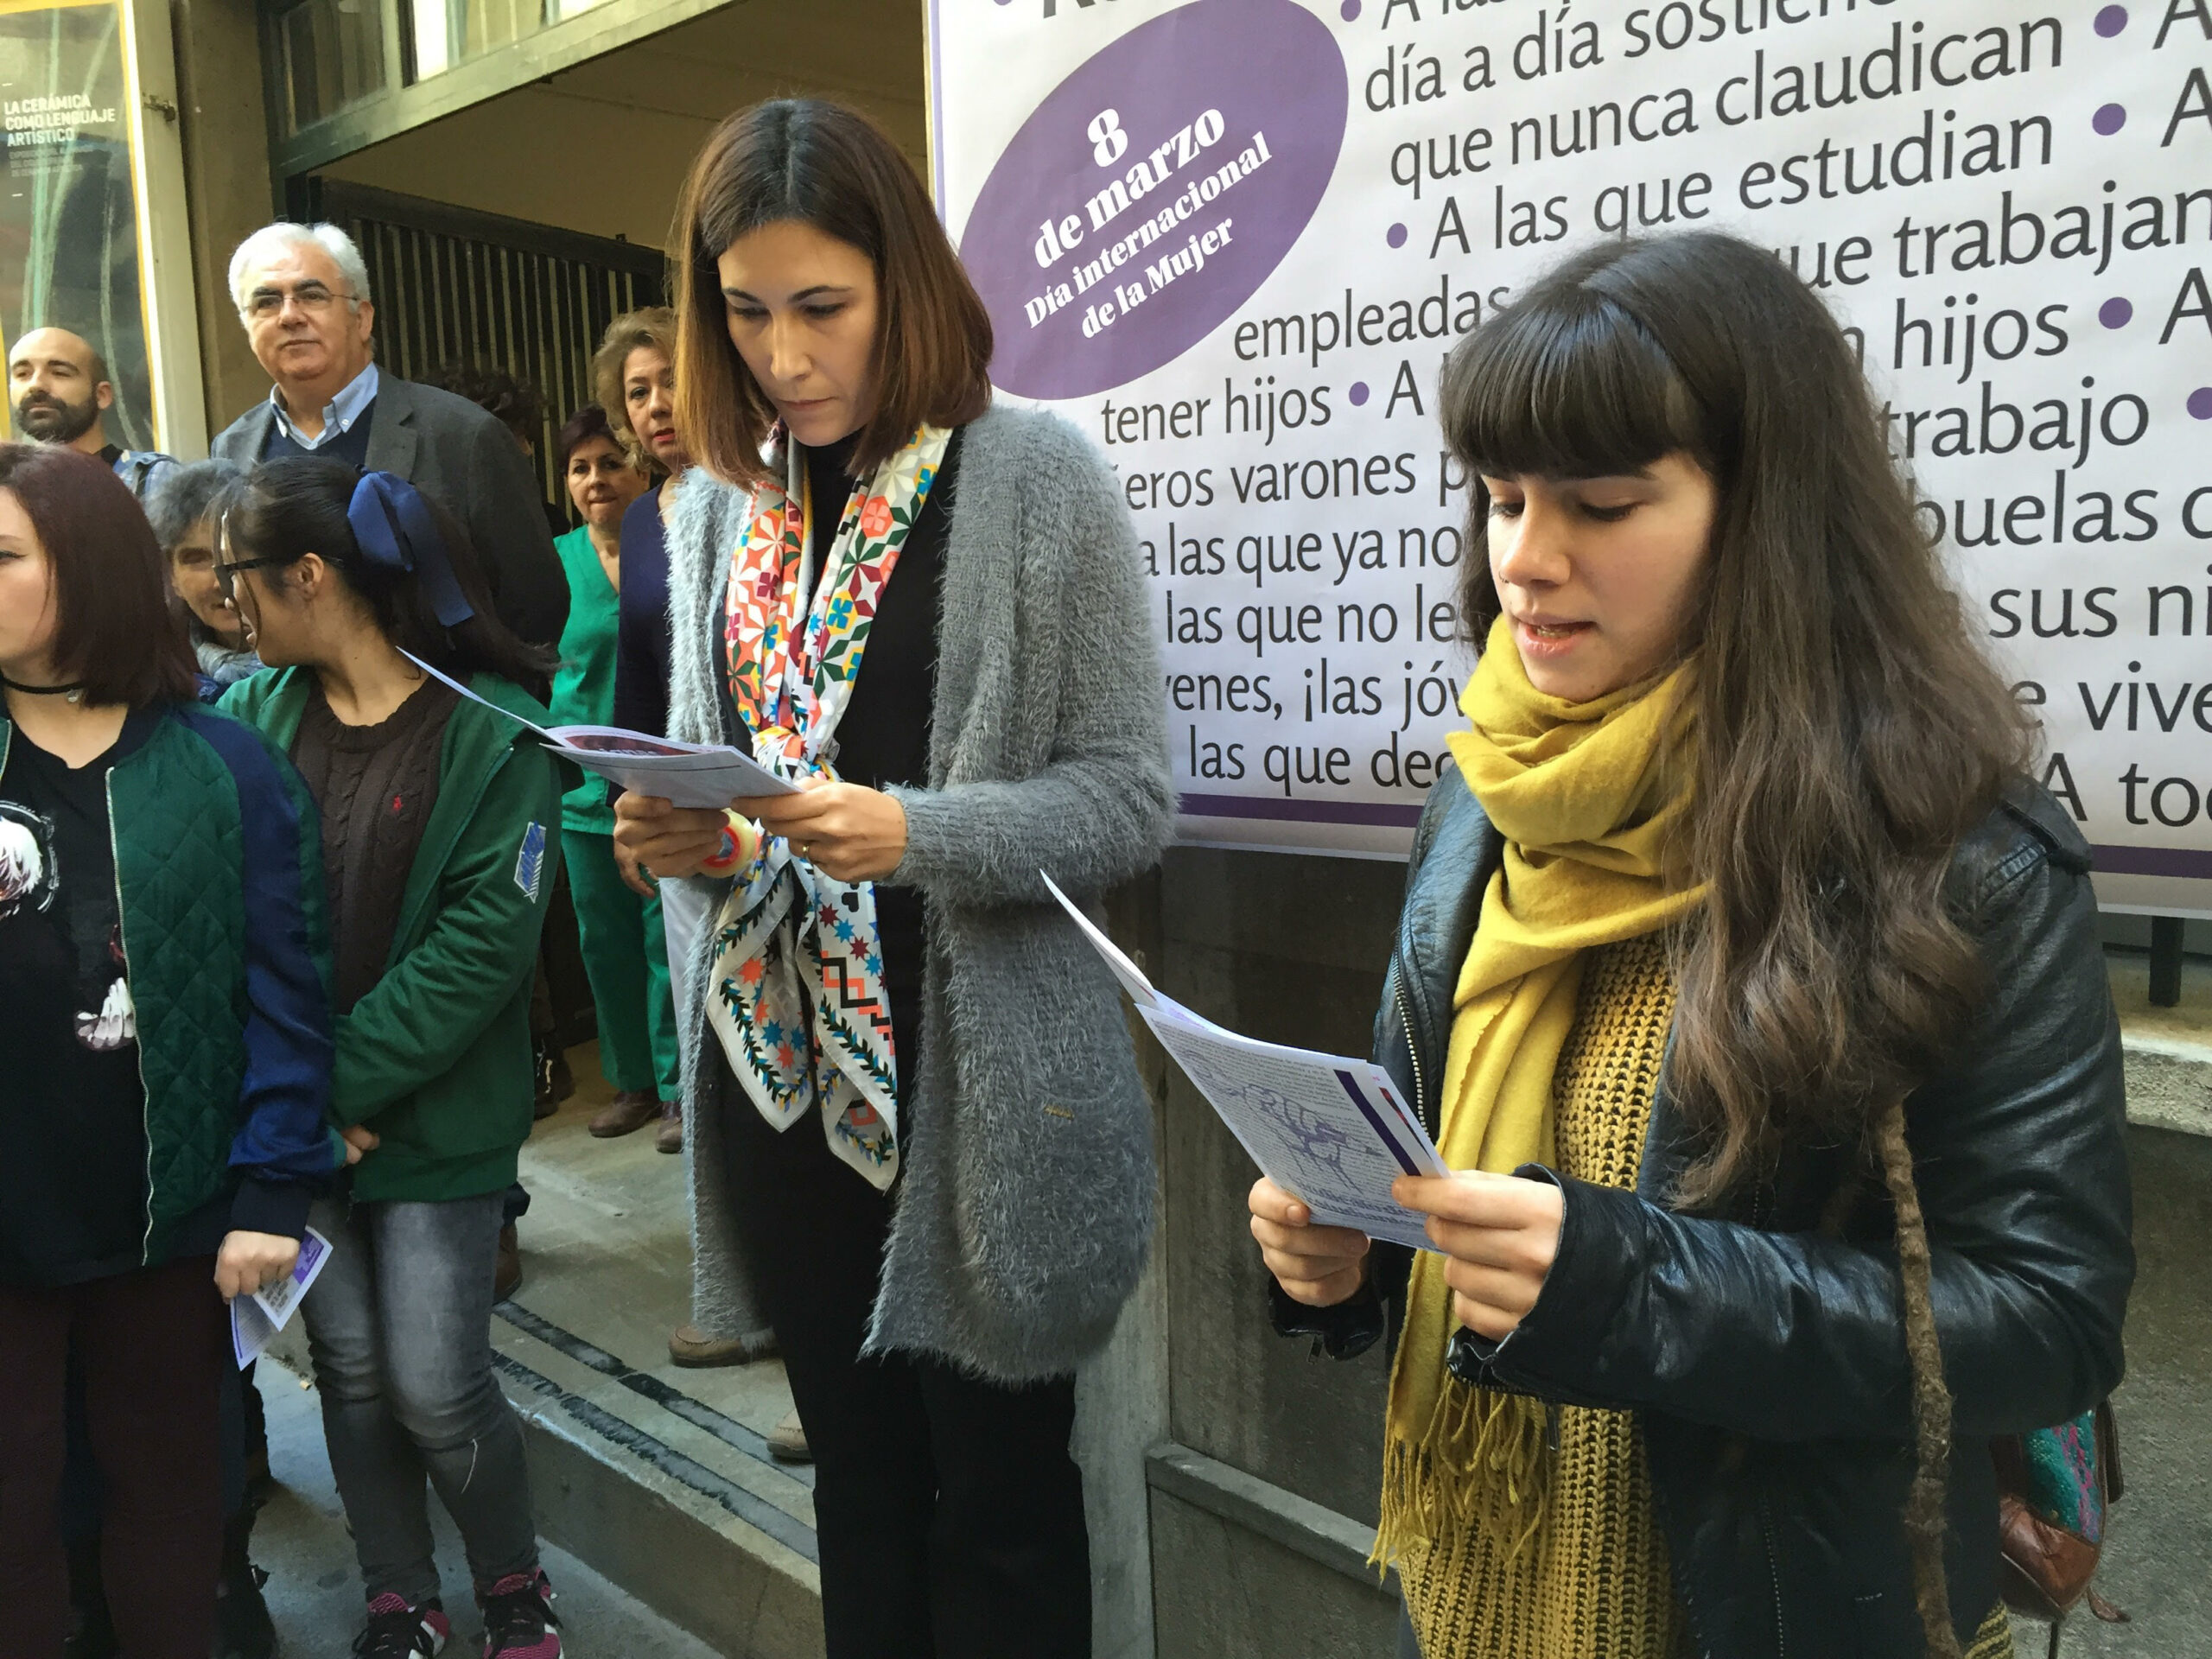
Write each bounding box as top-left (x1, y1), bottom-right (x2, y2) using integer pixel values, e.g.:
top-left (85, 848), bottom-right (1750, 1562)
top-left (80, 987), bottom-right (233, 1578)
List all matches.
top-left (721, 429), bottom-right (962, 1050)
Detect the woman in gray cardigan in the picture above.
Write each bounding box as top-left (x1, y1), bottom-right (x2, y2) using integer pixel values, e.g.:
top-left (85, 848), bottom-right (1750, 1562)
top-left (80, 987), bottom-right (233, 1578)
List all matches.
top-left (613, 100), bottom-right (1173, 1659)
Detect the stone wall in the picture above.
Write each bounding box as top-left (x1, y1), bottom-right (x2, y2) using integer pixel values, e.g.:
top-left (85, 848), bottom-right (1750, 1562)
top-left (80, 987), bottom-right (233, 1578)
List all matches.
top-left (1133, 847), bottom-right (1409, 1659)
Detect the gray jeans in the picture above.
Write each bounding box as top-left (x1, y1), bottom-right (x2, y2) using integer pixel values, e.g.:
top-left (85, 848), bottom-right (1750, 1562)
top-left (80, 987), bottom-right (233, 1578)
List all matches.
top-left (302, 1192), bottom-right (539, 1604)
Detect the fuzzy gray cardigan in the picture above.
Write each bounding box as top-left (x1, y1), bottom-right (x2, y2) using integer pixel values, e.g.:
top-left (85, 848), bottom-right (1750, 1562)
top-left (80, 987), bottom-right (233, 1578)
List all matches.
top-left (664, 405), bottom-right (1174, 1383)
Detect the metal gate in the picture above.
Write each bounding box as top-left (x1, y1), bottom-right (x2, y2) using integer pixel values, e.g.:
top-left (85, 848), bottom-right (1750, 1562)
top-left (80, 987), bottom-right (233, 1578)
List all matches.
top-left (303, 177), bottom-right (668, 510)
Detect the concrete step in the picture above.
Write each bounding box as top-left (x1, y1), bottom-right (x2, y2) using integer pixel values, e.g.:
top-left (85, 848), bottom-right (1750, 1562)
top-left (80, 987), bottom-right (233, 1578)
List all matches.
top-left (486, 963), bottom-right (2205, 1658)
top-left (250, 1358), bottom-right (728, 1656)
top-left (491, 1309), bottom-right (822, 1656)
top-left (2110, 954), bottom-right (2212, 1138)
top-left (495, 1055), bottom-right (825, 1658)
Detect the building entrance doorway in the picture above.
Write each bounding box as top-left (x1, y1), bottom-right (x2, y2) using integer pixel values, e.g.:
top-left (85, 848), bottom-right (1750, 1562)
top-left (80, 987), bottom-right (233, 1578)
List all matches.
top-left (302, 178), bottom-right (665, 511)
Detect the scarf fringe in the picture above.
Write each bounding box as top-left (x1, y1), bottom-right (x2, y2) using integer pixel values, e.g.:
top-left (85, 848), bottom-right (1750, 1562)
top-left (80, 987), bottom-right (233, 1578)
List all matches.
top-left (1373, 1383), bottom-right (1553, 1572)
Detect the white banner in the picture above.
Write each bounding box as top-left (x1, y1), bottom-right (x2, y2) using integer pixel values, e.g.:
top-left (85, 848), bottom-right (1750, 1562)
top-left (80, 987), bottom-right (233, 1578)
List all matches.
top-left (928, 0), bottom-right (2212, 911)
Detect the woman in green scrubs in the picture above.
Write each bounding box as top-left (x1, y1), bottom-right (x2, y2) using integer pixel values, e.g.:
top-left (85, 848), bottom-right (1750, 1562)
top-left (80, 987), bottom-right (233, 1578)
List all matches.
top-left (547, 405), bottom-right (680, 1149)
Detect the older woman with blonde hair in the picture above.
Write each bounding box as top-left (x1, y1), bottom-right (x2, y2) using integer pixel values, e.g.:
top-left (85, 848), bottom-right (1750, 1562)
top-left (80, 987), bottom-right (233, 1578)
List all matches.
top-left (593, 307), bottom-right (681, 480)
top-left (543, 404), bottom-right (676, 1146)
top-left (590, 311), bottom-right (749, 1371)
top-left (586, 308), bottom-right (684, 760)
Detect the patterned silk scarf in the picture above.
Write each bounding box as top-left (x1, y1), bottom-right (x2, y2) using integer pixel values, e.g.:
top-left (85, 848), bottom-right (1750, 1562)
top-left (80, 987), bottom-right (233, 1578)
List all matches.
top-left (706, 423), bottom-right (951, 1190)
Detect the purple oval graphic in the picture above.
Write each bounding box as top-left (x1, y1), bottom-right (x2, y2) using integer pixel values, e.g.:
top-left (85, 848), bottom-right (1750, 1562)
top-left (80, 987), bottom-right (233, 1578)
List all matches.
top-left (961, 0), bottom-right (1347, 400)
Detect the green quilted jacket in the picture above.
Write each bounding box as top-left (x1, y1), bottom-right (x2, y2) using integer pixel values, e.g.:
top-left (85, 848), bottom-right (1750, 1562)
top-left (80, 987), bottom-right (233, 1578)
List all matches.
top-left (222, 669), bottom-right (564, 1204)
top-left (0, 702), bottom-right (339, 1266)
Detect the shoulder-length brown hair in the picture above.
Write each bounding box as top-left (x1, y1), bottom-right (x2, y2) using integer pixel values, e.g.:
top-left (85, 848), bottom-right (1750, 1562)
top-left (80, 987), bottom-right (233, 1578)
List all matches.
top-left (0, 443), bottom-right (194, 706)
top-left (592, 306), bottom-right (677, 468)
top-left (671, 99), bottom-right (993, 486)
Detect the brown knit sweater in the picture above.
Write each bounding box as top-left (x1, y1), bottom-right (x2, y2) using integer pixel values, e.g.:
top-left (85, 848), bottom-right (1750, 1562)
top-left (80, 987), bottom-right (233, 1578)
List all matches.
top-left (1396, 935), bottom-right (2018, 1659)
top-left (1399, 933), bottom-right (1686, 1659)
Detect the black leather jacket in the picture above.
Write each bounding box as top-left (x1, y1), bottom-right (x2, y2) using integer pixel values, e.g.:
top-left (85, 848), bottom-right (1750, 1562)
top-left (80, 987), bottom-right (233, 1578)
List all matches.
top-left (1274, 768), bottom-right (2133, 1658)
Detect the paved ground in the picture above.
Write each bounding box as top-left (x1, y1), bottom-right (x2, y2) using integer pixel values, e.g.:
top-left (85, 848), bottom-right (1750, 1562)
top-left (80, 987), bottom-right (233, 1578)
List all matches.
top-left (251, 1357), bottom-right (723, 1658)
top-left (247, 1039), bottom-right (2209, 1659)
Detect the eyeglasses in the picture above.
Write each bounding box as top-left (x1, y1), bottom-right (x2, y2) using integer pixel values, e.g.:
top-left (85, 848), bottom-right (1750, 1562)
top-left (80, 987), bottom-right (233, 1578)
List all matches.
top-left (213, 556), bottom-right (286, 601)
top-left (241, 282), bottom-right (355, 321)
top-left (213, 512), bottom-right (286, 602)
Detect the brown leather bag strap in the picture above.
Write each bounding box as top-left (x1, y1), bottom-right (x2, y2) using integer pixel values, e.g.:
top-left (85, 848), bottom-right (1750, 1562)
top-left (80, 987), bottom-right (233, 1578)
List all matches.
top-left (2094, 1399), bottom-right (2123, 1504)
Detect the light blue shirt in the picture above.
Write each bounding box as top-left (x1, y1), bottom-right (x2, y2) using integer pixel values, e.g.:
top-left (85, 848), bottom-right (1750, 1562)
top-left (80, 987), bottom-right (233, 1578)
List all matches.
top-left (270, 361), bottom-right (379, 450)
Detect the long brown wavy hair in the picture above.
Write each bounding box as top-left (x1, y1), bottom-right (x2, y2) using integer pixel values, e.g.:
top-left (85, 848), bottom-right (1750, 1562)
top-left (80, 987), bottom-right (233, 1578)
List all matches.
top-left (1440, 232), bottom-right (2033, 1657)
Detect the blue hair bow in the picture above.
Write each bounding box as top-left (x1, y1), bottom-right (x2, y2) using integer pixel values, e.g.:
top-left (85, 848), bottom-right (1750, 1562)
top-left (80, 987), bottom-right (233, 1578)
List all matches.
top-left (346, 471), bottom-right (475, 629)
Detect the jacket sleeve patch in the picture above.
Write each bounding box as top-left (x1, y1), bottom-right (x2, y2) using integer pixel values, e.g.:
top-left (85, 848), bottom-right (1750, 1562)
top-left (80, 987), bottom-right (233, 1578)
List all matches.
top-left (514, 822), bottom-right (548, 900)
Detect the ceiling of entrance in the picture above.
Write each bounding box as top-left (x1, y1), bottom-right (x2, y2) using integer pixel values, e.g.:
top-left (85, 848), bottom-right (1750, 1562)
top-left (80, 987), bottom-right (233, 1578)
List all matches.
top-left (317, 0), bottom-right (927, 251)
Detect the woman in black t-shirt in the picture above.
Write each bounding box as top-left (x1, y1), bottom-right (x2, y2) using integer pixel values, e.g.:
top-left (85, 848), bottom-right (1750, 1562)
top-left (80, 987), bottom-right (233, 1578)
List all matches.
top-left (0, 444), bottom-right (337, 1656)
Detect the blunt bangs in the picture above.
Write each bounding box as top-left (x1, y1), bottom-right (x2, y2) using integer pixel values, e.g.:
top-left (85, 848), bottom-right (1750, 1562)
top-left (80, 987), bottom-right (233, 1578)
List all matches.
top-left (1440, 284), bottom-right (1706, 484)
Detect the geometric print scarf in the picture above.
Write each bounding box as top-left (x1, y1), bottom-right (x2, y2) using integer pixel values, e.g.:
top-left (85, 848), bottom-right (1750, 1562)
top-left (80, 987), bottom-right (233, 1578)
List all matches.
top-left (705, 423), bottom-right (951, 1191)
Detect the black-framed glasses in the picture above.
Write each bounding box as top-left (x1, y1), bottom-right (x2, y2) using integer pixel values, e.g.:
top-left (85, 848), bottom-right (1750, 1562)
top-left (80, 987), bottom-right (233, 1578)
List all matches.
top-left (213, 556), bottom-right (285, 601)
top-left (213, 512), bottom-right (285, 602)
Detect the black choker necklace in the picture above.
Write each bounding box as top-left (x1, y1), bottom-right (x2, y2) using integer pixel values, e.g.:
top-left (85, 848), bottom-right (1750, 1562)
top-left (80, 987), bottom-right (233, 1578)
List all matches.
top-left (3, 674), bottom-right (86, 704)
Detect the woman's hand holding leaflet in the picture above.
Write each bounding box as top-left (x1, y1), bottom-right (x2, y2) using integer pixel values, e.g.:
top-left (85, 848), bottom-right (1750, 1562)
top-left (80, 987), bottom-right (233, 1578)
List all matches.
top-left (1249, 1177), bottom-right (1372, 1306)
top-left (1393, 1171), bottom-right (1564, 1341)
top-left (614, 779), bottom-right (908, 886)
top-left (735, 777), bottom-right (908, 884)
top-left (214, 1230), bottom-right (301, 1301)
top-left (613, 791), bottom-right (731, 879)
top-left (613, 833), bottom-right (657, 898)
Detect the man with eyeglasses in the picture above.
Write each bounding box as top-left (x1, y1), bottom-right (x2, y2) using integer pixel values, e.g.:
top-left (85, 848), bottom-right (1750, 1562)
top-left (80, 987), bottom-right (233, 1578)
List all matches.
top-left (209, 222), bottom-right (568, 650)
top-left (5, 327), bottom-right (179, 505)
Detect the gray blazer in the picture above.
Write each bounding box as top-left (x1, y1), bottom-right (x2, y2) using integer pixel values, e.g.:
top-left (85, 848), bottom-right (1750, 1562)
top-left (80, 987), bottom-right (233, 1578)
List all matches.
top-left (666, 404), bottom-right (1175, 1382)
top-left (211, 373), bottom-right (569, 649)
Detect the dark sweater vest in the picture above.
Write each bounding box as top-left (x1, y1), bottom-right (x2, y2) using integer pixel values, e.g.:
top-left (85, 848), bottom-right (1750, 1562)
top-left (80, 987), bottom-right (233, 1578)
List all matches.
top-left (262, 399), bottom-right (377, 469)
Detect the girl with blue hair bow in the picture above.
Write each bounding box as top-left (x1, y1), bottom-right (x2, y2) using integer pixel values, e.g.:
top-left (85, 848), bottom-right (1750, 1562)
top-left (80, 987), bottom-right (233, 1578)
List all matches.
top-left (217, 457), bottom-right (571, 1659)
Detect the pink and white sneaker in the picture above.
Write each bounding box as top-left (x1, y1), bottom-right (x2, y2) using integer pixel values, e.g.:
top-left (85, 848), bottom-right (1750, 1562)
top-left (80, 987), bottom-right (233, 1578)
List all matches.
top-left (353, 1592), bottom-right (450, 1656)
top-left (477, 1569), bottom-right (562, 1658)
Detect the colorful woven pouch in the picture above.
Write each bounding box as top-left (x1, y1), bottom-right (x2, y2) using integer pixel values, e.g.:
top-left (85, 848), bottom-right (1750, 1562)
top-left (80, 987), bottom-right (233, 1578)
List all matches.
top-left (1993, 1400), bottom-right (2128, 1637)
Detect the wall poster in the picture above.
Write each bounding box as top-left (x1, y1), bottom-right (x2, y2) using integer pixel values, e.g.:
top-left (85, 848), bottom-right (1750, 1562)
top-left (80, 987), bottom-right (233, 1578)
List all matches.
top-left (0, 0), bottom-right (158, 452)
top-left (929, 0), bottom-right (2212, 913)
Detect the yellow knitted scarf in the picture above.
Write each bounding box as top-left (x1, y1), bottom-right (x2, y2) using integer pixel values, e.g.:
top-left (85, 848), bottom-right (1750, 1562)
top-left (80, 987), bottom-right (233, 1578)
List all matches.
top-left (1375, 616), bottom-right (1704, 1568)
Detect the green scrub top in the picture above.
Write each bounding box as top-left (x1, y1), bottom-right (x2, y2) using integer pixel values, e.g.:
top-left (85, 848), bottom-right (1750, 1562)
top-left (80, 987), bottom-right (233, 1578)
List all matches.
top-left (548, 524), bottom-right (621, 834)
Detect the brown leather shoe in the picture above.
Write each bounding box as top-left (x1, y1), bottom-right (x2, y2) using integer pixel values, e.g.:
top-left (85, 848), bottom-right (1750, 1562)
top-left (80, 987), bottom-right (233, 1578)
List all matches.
top-left (767, 1408), bottom-right (812, 1464)
top-left (668, 1323), bottom-right (774, 1368)
top-left (588, 1089), bottom-right (658, 1138)
top-left (655, 1100), bottom-right (683, 1154)
top-left (494, 1224), bottom-right (522, 1302)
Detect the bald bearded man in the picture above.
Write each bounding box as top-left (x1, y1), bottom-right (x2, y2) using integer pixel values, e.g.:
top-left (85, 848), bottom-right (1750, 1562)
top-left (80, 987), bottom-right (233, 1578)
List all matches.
top-left (6, 327), bottom-right (177, 505)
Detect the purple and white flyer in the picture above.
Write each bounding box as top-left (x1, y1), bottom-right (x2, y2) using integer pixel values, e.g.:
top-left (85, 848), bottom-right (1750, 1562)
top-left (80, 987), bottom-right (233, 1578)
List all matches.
top-left (231, 1226), bottom-right (334, 1369)
top-left (931, 0), bottom-right (2212, 912)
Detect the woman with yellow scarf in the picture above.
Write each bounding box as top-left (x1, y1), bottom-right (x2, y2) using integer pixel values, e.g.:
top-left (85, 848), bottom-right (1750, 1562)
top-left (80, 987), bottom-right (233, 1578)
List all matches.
top-left (1250, 233), bottom-right (2131, 1659)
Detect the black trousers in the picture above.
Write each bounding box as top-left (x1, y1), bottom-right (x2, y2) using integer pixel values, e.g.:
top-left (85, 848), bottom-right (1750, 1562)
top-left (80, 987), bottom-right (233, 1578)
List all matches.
top-left (720, 1035), bottom-right (1091, 1659)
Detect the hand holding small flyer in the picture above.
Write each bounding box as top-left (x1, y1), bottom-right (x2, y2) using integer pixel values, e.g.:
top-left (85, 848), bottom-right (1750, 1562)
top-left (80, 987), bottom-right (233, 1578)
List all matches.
top-left (231, 1226), bottom-right (334, 1369)
top-left (400, 652), bottom-right (800, 810)
top-left (1042, 873), bottom-right (1448, 1252)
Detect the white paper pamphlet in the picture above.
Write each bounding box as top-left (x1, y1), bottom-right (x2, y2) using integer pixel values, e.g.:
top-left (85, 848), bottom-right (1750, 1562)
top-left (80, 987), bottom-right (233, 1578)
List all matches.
top-left (232, 1225), bottom-right (334, 1368)
top-left (1041, 874), bottom-right (1446, 1252)
top-left (402, 652), bottom-right (799, 810)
